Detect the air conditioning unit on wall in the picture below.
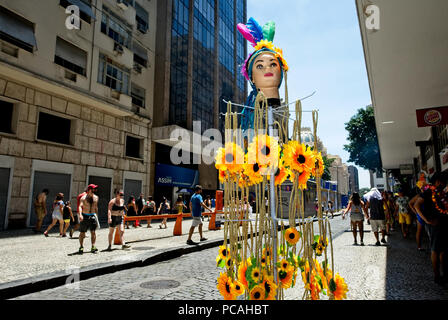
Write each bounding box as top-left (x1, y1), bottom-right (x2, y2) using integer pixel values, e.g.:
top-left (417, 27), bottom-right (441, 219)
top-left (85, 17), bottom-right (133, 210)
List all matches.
top-left (117, 0), bottom-right (129, 10)
top-left (114, 42), bottom-right (124, 54)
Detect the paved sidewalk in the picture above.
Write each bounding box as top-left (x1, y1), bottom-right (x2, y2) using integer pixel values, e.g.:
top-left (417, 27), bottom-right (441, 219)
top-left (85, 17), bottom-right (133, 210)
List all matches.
top-left (0, 217), bottom-right (225, 297)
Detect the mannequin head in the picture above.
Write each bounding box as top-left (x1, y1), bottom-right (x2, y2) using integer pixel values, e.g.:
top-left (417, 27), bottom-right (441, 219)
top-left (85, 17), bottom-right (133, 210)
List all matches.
top-left (250, 52), bottom-right (282, 99)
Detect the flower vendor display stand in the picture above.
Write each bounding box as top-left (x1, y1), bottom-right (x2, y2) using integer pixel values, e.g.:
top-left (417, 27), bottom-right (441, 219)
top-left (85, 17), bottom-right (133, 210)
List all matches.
top-left (214, 17), bottom-right (348, 301)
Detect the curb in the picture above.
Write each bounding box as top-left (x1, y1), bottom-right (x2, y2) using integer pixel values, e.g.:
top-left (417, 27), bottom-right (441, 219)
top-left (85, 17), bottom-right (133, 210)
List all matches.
top-left (0, 212), bottom-right (343, 299)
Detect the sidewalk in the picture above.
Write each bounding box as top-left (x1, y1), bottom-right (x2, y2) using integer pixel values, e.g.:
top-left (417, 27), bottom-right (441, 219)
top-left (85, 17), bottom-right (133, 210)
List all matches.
top-left (0, 211), bottom-right (343, 299)
top-left (0, 217), bottom-right (225, 299)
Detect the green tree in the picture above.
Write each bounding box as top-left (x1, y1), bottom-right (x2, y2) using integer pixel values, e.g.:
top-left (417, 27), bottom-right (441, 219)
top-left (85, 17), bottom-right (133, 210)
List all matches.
top-left (322, 156), bottom-right (335, 181)
top-left (359, 187), bottom-right (370, 197)
top-left (344, 106), bottom-right (382, 172)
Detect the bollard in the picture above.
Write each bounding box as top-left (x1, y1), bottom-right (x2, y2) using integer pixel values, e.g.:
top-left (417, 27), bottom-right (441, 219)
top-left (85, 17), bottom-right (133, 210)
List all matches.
top-left (173, 213), bottom-right (183, 236)
top-left (113, 225), bottom-right (122, 245)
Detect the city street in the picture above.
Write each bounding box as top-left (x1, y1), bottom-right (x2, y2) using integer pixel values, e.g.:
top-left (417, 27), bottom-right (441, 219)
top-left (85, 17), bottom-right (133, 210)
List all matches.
top-left (10, 215), bottom-right (448, 300)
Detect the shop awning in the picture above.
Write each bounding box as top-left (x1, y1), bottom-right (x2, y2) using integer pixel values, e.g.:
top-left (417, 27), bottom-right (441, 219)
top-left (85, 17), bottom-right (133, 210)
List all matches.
top-left (356, 0), bottom-right (448, 169)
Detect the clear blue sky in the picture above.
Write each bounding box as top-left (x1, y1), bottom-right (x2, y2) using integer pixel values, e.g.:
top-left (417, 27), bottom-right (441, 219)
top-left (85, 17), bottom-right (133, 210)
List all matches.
top-left (246, 0), bottom-right (372, 188)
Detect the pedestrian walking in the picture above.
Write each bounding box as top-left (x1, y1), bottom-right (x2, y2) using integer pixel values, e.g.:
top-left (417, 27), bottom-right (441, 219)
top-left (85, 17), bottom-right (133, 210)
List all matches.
top-left (186, 185), bottom-right (212, 245)
top-left (409, 189), bottom-right (427, 251)
top-left (62, 201), bottom-right (73, 237)
top-left (175, 196), bottom-right (187, 214)
top-left (33, 189), bottom-right (49, 233)
top-left (342, 192), bottom-right (367, 246)
top-left (146, 196), bottom-right (156, 228)
top-left (106, 190), bottom-right (130, 251)
top-left (157, 197), bottom-right (170, 229)
top-left (78, 185), bottom-right (99, 254)
top-left (327, 200), bottom-right (334, 219)
top-left (43, 193), bottom-right (65, 237)
top-left (125, 196), bottom-right (139, 228)
top-left (395, 190), bottom-right (411, 238)
top-left (382, 191), bottom-right (394, 235)
top-left (413, 172), bottom-right (448, 284)
top-left (204, 195), bottom-right (212, 221)
top-left (68, 199), bottom-right (80, 238)
top-left (364, 188), bottom-right (387, 246)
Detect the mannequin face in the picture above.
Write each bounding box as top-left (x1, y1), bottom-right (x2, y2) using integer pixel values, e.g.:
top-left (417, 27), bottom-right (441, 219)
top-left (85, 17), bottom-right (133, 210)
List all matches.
top-left (251, 52), bottom-right (282, 98)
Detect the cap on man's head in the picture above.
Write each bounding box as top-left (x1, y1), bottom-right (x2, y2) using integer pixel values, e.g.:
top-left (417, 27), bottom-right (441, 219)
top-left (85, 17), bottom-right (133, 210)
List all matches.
top-left (87, 184), bottom-right (98, 190)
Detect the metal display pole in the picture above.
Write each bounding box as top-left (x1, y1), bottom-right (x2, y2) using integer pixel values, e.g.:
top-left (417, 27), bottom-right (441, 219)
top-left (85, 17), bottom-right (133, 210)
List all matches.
top-left (267, 106), bottom-right (278, 297)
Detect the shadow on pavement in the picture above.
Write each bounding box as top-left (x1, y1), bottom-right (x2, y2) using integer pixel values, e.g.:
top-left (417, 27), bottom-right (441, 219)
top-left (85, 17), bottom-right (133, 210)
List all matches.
top-left (384, 224), bottom-right (448, 300)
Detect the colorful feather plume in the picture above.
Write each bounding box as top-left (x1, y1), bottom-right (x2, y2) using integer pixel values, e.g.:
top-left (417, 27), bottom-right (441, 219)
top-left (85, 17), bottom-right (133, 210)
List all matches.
top-left (237, 23), bottom-right (257, 47)
top-left (246, 17), bottom-right (264, 44)
top-left (262, 21), bottom-right (276, 42)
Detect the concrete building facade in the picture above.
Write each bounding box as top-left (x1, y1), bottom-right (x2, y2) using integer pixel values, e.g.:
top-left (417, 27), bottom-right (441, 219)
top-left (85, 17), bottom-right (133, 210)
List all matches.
top-left (0, 0), bottom-right (155, 229)
top-left (348, 165), bottom-right (359, 195)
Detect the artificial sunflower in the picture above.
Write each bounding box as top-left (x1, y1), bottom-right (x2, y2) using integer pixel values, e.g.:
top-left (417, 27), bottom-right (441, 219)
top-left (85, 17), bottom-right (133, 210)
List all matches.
top-left (238, 261), bottom-right (249, 288)
top-left (233, 279), bottom-right (245, 296)
top-left (226, 257), bottom-right (234, 269)
top-left (243, 161), bottom-right (265, 185)
top-left (263, 276), bottom-right (277, 300)
top-left (217, 272), bottom-right (236, 300)
top-left (218, 170), bottom-right (228, 183)
top-left (315, 243), bottom-right (324, 256)
top-left (284, 227), bottom-right (300, 246)
top-left (269, 164), bottom-right (288, 186)
top-left (278, 266), bottom-right (294, 289)
top-left (215, 142), bottom-right (245, 175)
top-left (249, 285), bottom-right (266, 300)
top-left (282, 141), bottom-right (315, 174)
top-left (218, 245), bottom-right (229, 260)
top-left (297, 169), bottom-right (311, 190)
top-left (247, 266), bottom-right (262, 285)
top-left (330, 273), bottom-right (348, 300)
top-left (262, 247), bottom-right (273, 261)
top-left (279, 259), bottom-right (290, 271)
top-left (311, 151), bottom-right (325, 178)
top-left (260, 255), bottom-right (268, 268)
top-left (247, 134), bottom-right (279, 169)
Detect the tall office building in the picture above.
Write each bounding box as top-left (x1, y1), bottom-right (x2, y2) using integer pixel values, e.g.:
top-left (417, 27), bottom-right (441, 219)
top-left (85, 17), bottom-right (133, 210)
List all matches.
top-left (0, 0), bottom-right (155, 230)
top-left (152, 0), bottom-right (247, 203)
top-left (348, 165), bottom-right (359, 195)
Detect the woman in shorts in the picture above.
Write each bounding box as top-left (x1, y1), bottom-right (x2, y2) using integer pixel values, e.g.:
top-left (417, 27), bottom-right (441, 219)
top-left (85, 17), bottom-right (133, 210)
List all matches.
top-left (44, 193), bottom-right (65, 237)
top-left (62, 201), bottom-right (73, 237)
top-left (343, 192), bottom-right (367, 246)
top-left (106, 190), bottom-right (130, 251)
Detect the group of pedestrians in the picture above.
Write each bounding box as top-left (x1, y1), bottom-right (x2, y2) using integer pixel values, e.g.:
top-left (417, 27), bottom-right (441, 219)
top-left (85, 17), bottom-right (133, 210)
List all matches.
top-left (343, 172), bottom-right (448, 284)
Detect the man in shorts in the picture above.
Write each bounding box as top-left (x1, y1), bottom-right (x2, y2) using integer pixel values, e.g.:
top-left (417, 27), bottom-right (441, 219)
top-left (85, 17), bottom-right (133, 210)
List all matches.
top-left (78, 184), bottom-right (99, 254)
top-left (187, 185), bottom-right (212, 245)
top-left (364, 188), bottom-right (387, 246)
top-left (33, 189), bottom-right (49, 233)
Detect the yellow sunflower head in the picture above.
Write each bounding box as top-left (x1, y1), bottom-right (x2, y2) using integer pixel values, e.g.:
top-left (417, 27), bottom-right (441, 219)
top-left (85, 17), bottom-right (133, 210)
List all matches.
top-left (311, 151), bottom-right (325, 177)
top-left (283, 141), bottom-right (315, 174)
top-left (215, 142), bottom-right (245, 175)
top-left (217, 272), bottom-right (237, 300)
top-left (263, 277), bottom-right (277, 300)
top-left (226, 257), bottom-right (234, 269)
top-left (249, 285), bottom-right (266, 300)
top-left (247, 266), bottom-right (262, 285)
top-left (247, 134), bottom-right (280, 170)
top-left (233, 279), bottom-right (245, 296)
top-left (331, 273), bottom-right (348, 300)
top-left (279, 259), bottom-right (290, 271)
top-left (218, 245), bottom-right (229, 260)
top-left (284, 227), bottom-right (300, 246)
top-left (243, 161), bottom-right (265, 185)
top-left (238, 262), bottom-right (249, 288)
top-left (297, 169), bottom-right (311, 190)
top-left (278, 266), bottom-right (294, 289)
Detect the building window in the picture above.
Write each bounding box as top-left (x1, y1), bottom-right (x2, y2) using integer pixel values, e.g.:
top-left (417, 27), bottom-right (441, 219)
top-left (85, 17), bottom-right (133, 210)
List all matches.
top-left (37, 112), bottom-right (73, 145)
top-left (135, 2), bottom-right (149, 33)
top-left (101, 6), bottom-right (131, 48)
top-left (98, 53), bottom-right (130, 94)
top-left (0, 100), bottom-right (15, 134)
top-left (59, 0), bottom-right (95, 24)
top-left (131, 83), bottom-right (145, 108)
top-left (125, 135), bottom-right (143, 159)
top-left (132, 41), bottom-right (147, 68)
top-left (54, 37), bottom-right (87, 76)
top-left (0, 6), bottom-right (37, 53)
